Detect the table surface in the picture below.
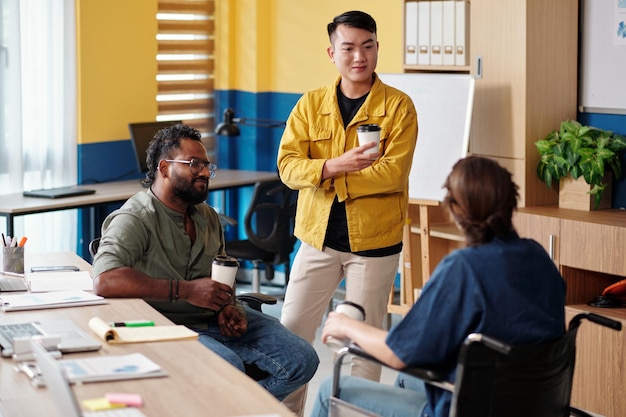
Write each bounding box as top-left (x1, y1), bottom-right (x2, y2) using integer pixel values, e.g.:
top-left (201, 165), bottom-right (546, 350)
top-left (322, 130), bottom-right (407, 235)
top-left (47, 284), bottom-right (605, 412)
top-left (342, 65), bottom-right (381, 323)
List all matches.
top-left (0, 252), bottom-right (292, 417)
top-left (0, 169), bottom-right (278, 215)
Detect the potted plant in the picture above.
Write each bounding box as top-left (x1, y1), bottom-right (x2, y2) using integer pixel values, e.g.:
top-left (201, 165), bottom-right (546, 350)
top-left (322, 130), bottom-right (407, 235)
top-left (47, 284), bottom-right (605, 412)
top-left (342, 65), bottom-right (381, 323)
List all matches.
top-left (535, 120), bottom-right (626, 210)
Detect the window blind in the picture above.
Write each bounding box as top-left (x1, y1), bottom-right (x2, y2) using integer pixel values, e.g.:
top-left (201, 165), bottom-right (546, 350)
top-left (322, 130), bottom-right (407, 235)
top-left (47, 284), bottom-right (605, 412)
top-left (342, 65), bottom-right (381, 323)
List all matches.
top-left (157, 0), bottom-right (215, 157)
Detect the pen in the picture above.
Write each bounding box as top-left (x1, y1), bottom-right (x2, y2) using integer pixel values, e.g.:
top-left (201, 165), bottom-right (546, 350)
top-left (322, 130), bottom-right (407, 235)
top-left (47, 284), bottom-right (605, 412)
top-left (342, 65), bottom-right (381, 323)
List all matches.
top-left (18, 237), bottom-right (27, 247)
top-left (110, 320), bottom-right (155, 328)
top-left (10, 237), bottom-right (17, 247)
top-left (1, 233), bottom-right (5, 247)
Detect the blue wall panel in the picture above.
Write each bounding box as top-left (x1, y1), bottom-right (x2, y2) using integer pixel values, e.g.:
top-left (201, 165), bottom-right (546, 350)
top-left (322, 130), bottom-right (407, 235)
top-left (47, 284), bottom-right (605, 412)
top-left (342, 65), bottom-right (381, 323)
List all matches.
top-left (578, 112), bottom-right (626, 209)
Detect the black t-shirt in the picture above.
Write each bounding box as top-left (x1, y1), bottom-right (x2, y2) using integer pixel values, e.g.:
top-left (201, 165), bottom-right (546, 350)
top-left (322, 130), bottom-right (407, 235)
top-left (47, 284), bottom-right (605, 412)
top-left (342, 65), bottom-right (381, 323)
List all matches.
top-left (323, 84), bottom-right (402, 257)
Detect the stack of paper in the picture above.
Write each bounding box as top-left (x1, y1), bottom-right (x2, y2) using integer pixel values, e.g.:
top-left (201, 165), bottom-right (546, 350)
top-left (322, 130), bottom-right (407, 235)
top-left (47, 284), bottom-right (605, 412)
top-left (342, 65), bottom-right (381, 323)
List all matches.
top-left (88, 317), bottom-right (198, 344)
top-left (0, 290), bottom-right (106, 311)
top-left (25, 270), bottom-right (93, 292)
top-left (58, 352), bottom-right (167, 383)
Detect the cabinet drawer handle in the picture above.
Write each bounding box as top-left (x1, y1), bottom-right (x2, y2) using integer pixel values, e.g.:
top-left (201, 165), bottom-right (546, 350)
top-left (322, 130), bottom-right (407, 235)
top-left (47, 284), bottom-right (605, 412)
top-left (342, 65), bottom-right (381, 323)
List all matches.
top-left (548, 234), bottom-right (555, 260)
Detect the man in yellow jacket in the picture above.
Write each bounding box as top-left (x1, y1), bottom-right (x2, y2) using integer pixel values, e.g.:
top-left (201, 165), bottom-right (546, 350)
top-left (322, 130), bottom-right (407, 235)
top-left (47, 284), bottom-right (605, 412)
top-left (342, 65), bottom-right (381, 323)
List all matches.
top-left (277, 10), bottom-right (418, 416)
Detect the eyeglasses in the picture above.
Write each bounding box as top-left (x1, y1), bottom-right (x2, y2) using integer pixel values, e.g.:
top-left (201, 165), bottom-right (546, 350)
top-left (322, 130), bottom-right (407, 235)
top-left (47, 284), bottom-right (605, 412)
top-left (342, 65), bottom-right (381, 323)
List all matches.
top-left (164, 158), bottom-right (217, 178)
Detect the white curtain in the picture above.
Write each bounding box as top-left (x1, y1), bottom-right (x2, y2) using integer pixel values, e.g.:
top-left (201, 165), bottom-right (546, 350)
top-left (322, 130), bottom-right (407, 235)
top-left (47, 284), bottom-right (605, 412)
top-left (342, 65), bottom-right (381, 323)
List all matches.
top-left (0, 0), bottom-right (77, 252)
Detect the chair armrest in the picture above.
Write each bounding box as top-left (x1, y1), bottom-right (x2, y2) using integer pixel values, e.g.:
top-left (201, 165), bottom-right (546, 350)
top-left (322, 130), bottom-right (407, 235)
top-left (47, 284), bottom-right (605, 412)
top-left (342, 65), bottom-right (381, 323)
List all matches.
top-left (237, 293), bottom-right (277, 311)
top-left (332, 343), bottom-right (453, 397)
top-left (346, 344), bottom-right (448, 384)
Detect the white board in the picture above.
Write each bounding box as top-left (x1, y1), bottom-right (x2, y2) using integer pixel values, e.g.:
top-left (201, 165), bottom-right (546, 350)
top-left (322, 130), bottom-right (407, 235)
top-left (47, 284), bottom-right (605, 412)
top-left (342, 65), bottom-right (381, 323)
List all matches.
top-left (378, 73), bottom-right (475, 201)
top-left (579, 0), bottom-right (626, 115)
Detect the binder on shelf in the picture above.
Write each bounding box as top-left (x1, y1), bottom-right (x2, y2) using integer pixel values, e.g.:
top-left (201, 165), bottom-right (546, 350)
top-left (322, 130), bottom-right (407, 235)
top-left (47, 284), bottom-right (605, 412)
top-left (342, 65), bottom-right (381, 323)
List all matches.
top-left (455, 0), bottom-right (470, 66)
top-left (442, 0), bottom-right (456, 66)
top-left (429, 1), bottom-right (444, 66)
top-left (418, 1), bottom-right (431, 65)
top-left (405, 1), bottom-right (419, 65)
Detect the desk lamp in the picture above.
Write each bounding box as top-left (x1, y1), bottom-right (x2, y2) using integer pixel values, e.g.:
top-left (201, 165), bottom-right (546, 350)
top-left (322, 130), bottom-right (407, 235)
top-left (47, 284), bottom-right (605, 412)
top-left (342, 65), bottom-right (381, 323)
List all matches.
top-left (215, 108), bottom-right (286, 136)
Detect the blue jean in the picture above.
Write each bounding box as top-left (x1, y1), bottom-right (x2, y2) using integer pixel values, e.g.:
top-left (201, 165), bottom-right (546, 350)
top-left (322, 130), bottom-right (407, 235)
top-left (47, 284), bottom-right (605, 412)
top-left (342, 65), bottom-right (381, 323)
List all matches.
top-left (191, 306), bottom-right (319, 401)
top-left (310, 374), bottom-right (428, 417)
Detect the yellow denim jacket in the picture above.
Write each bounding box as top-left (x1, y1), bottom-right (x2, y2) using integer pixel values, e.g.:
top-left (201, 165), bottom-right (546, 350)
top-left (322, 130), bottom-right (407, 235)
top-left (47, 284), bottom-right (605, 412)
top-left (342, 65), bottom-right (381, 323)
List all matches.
top-left (277, 74), bottom-right (418, 252)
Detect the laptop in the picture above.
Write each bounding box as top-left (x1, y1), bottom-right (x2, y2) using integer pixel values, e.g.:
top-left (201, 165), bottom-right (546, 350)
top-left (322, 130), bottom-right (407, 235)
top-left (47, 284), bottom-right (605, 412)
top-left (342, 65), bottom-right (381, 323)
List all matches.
top-left (128, 121), bottom-right (182, 174)
top-left (23, 186), bottom-right (96, 199)
top-left (0, 320), bottom-right (101, 358)
top-left (31, 341), bottom-right (147, 417)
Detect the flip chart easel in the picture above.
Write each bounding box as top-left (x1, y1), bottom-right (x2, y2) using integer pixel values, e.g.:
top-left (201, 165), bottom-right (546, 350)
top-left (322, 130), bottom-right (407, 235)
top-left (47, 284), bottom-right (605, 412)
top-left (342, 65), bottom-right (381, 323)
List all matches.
top-left (378, 73), bottom-right (475, 316)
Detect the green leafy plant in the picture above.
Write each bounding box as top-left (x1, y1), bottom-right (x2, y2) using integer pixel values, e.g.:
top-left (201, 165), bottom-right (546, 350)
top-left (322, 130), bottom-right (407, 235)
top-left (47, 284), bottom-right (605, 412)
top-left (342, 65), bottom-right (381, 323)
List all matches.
top-left (536, 120), bottom-right (626, 209)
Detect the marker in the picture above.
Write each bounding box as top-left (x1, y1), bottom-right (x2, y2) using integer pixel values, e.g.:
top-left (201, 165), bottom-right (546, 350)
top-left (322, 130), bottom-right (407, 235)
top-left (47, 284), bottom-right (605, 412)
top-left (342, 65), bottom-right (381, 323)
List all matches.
top-left (110, 320), bottom-right (155, 328)
top-left (18, 237), bottom-right (27, 247)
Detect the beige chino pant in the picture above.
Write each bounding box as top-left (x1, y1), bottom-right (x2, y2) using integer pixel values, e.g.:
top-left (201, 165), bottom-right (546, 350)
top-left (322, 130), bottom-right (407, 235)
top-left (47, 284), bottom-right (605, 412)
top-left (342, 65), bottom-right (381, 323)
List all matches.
top-left (280, 242), bottom-right (400, 417)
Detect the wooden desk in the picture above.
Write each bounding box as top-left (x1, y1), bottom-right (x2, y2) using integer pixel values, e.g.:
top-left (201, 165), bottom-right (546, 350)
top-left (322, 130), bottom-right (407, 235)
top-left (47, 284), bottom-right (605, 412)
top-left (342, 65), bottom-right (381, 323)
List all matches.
top-left (0, 169), bottom-right (278, 236)
top-left (0, 252), bottom-right (292, 417)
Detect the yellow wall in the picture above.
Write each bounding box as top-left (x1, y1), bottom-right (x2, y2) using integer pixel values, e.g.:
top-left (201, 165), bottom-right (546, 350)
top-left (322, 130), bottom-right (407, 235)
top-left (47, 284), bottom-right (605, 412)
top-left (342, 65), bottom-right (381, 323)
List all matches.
top-left (76, 1), bottom-right (404, 144)
top-left (215, 0), bottom-right (404, 93)
top-left (76, 1), bottom-right (158, 144)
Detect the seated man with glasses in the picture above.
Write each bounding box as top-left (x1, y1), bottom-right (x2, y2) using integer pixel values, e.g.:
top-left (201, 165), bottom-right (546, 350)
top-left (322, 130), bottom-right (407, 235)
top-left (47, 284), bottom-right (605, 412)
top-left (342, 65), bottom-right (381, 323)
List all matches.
top-left (92, 123), bottom-right (318, 407)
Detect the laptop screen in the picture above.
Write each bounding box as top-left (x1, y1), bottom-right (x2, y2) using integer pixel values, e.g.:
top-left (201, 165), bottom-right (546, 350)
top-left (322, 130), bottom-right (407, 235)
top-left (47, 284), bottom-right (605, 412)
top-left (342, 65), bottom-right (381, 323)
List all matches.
top-left (128, 121), bottom-right (182, 174)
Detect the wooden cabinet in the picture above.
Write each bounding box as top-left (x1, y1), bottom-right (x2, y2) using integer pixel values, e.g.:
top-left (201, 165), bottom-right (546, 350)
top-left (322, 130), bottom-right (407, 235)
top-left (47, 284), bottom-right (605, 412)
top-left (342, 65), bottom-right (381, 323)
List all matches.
top-left (566, 305), bottom-right (626, 417)
top-left (513, 209), bottom-right (560, 265)
top-left (397, 0), bottom-right (579, 308)
top-left (516, 206), bottom-right (626, 303)
top-left (469, 0), bottom-right (578, 208)
top-left (516, 207), bottom-right (626, 417)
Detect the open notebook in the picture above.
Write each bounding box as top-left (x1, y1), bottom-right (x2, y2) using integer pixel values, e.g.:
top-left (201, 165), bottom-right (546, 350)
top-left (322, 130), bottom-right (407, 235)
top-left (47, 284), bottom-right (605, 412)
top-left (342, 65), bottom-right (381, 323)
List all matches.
top-left (32, 341), bottom-right (148, 417)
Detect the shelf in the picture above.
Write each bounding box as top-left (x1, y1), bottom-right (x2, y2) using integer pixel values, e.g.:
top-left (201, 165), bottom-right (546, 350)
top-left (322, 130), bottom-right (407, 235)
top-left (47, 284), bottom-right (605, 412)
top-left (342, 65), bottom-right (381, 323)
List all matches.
top-left (410, 222), bottom-right (465, 242)
top-left (403, 64), bottom-right (470, 73)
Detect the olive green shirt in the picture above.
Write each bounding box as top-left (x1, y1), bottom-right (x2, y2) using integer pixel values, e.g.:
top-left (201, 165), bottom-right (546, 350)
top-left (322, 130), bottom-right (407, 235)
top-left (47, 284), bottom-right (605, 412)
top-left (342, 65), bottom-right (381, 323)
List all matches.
top-left (92, 189), bottom-right (239, 325)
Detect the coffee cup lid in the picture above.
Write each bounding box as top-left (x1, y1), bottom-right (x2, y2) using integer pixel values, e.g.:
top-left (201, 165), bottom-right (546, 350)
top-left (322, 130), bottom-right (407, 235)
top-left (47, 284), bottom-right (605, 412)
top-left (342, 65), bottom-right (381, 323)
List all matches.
top-left (357, 124), bottom-right (381, 132)
top-left (337, 301), bottom-right (366, 319)
top-left (212, 255), bottom-right (239, 267)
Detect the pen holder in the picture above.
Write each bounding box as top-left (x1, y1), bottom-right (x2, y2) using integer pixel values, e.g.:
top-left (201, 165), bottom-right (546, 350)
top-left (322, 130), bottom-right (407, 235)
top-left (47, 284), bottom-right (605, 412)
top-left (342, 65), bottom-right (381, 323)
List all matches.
top-left (3, 246), bottom-right (25, 274)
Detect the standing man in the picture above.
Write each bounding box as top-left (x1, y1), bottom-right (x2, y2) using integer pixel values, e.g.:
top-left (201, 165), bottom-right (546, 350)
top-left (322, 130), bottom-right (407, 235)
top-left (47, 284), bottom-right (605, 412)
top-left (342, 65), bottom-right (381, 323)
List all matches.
top-left (277, 10), bottom-right (418, 415)
top-left (92, 124), bottom-right (318, 406)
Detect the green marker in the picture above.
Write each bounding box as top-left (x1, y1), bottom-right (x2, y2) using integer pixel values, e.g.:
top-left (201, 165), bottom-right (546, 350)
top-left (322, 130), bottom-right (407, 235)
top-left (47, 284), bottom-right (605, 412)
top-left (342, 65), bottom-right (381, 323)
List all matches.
top-left (110, 320), bottom-right (155, 328)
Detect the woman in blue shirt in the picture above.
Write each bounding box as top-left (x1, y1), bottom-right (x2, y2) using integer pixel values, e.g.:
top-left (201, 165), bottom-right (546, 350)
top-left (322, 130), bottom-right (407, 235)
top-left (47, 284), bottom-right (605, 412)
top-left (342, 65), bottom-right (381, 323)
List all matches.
top-left (311, 155), bottom-right (566, 417)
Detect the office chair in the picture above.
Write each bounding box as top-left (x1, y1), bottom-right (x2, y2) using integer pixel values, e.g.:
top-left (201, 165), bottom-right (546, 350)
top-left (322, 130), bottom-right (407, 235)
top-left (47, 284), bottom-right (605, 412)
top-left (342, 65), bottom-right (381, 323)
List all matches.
top-left (330, 312), bottom-right (622, 417)
top-left (88, 238), bottom-right (276, 312)
top-left (225, 179), bottom-right (297, 294)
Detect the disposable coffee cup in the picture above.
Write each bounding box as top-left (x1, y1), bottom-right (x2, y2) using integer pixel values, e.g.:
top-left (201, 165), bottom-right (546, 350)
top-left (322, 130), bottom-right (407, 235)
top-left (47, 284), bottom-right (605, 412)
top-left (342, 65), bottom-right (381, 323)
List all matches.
top-left (211, 255), bottom-right (239, 288)
top-left (3, 246), bottom-right (25, 275)
top-left (325, 301), bottom-right (366, 351)
top-left (356, 124), bottom-right (381, 157)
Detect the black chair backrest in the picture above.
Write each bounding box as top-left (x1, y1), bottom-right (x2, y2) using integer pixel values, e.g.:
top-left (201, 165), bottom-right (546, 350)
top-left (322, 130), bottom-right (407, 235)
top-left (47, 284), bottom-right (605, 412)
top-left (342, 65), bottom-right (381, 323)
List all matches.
top-left (243, 179), bottom-right (297, 265)
top-left (452, 313), bottom-right (621, 417)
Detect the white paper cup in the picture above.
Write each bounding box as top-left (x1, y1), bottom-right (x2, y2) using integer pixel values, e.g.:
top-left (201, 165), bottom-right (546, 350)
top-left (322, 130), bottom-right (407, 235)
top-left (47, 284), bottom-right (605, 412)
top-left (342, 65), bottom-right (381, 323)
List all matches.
top-left (357, 124), bottom-right (381, 156)
top-left (211, 255), bottom-right (239, 288)
top-left (326, 301), bottom-right (366, 351)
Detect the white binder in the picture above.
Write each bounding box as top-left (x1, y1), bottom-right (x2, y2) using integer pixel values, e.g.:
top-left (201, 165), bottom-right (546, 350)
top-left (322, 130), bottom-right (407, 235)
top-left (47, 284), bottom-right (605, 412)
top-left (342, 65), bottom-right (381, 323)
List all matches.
top-left (455, 0), bottom-right (470, 66)
top-left (429, 1), bottom-right (444, 65)
top-left (442, 0), bottom-right (456, 66)
top-left (418, 1), bottom-right (431, 65)
top-left (405, 1), bottom-right (419, 65)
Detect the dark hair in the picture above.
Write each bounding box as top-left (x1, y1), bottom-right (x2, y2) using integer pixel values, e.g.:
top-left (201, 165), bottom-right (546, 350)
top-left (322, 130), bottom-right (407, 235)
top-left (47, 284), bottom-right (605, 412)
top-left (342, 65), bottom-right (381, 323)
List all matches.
top-left (443, 156), bottom-right (519, 246)
top-left (327, 10), bottom-right (377, 42)
top-left (143, 123), bottom-right (202, 187)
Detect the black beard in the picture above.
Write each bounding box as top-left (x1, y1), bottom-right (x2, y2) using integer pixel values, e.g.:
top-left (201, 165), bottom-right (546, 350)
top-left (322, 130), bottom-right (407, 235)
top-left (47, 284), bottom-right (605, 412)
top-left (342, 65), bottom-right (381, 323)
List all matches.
top-left (171, 176), bottom-right (209, 205)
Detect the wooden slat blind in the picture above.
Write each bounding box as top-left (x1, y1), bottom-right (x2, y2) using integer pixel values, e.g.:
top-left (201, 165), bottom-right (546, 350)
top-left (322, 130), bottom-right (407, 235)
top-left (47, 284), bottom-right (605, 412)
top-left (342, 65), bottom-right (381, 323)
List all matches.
top-left (157, 0), bottom-right (215, 156)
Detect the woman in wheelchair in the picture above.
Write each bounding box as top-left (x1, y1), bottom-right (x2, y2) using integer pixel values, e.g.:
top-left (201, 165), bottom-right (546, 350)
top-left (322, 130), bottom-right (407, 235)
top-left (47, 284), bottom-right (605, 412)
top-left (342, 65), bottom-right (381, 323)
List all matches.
top-left (311, 156), bottom-right (566, 417)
